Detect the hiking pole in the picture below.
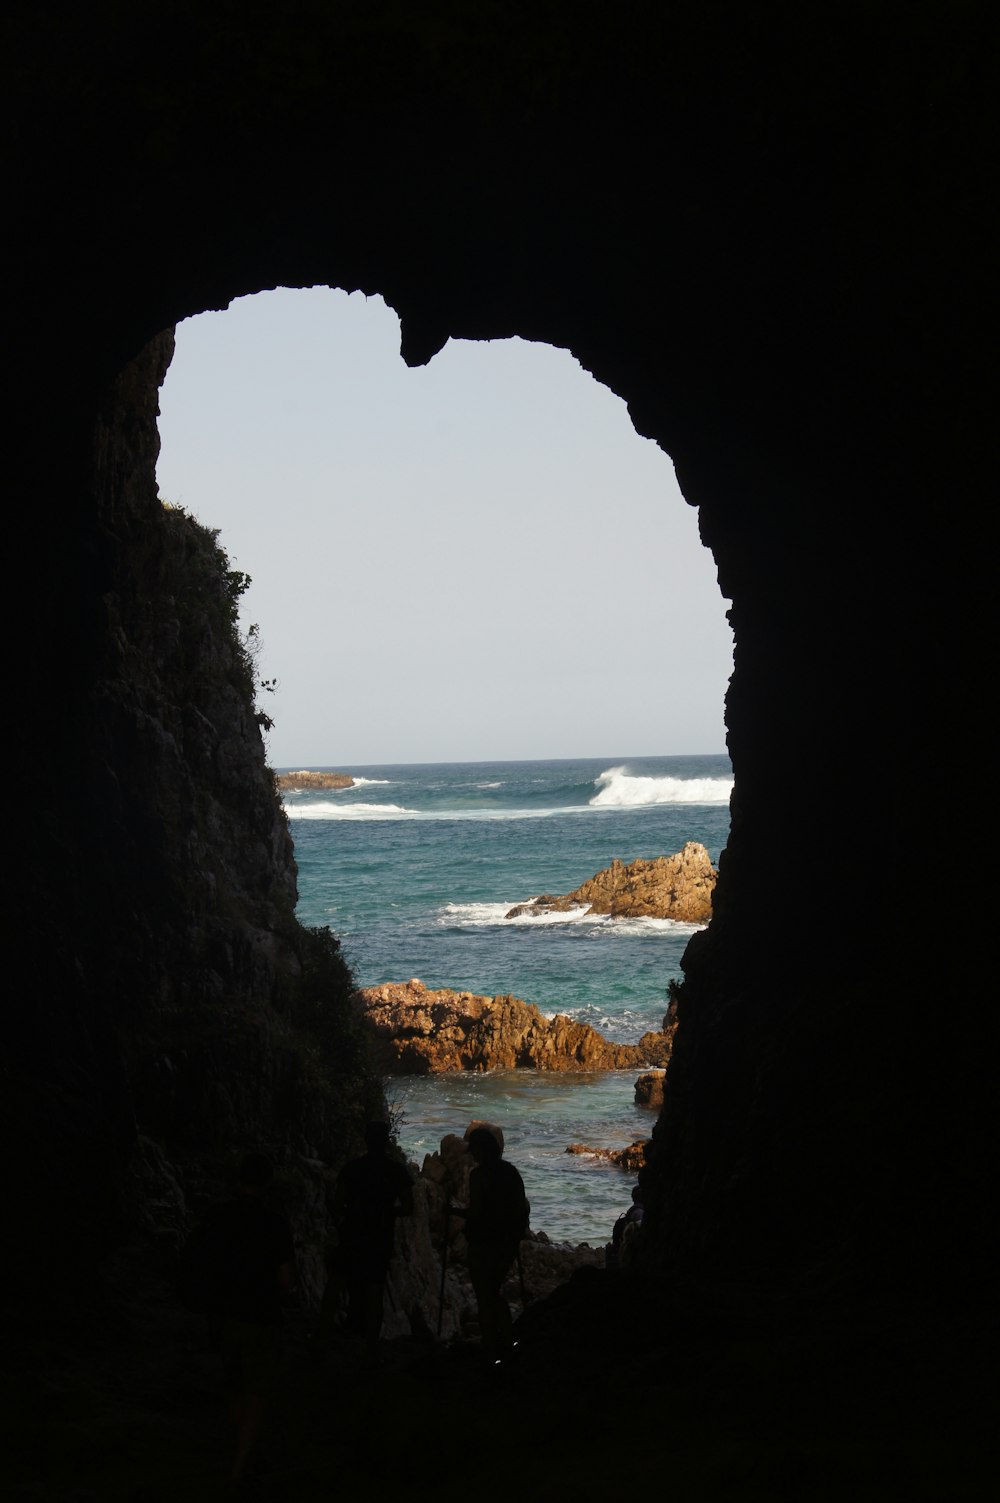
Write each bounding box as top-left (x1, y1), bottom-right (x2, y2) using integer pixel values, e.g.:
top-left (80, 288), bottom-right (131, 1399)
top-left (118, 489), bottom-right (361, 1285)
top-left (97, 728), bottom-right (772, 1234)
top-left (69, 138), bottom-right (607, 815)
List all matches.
top-left (436, 1198), bottom-right (450, 1340)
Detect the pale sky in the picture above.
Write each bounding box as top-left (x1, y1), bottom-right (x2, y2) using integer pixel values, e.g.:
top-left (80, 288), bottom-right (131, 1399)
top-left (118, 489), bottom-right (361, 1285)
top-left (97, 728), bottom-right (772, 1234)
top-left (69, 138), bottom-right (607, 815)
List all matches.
top-left (155, 286), bottom-right (733, 767)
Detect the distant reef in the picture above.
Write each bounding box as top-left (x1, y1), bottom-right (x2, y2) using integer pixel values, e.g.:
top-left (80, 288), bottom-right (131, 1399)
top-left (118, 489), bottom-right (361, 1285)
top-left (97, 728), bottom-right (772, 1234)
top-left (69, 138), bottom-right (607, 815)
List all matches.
top-left (357, 978), bottom-right (675, 1075)
top-left (275, 769), bottom-right (354, 790)
top-left (505, 842), bottom-right (716, 924)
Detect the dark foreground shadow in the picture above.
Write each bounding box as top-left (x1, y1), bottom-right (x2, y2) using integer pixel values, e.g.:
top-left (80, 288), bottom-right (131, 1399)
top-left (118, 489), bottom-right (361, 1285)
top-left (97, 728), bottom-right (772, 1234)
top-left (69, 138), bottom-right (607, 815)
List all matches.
top-left (7, 1265), bottom-right (996, 1503)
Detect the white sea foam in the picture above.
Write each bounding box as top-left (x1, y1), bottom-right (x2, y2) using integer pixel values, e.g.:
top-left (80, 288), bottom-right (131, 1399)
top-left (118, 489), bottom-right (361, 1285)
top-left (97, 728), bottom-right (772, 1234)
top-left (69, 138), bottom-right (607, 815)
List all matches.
top-left (437, 901), bottom-right (702, 934)
top-left (288, 805), bottom-right (581, 823)
top-left (590, 765), bottom-right (734, 807)
top-left (437, 901), bottom-right (591, 927)
top-left (284, 801), bottom-right (419, 820)
top-left (284, 766), bottom-right (732, 822)
top-left (348, 777), bottom-right (391, 787)
top-left (595, 915), bottom-right (704, 937)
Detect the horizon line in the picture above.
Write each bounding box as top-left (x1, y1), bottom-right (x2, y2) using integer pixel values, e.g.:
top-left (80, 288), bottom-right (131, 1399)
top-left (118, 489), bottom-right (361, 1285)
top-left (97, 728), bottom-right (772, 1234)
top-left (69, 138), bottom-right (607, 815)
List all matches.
top-left (270, 750), bottom-right (731, 771)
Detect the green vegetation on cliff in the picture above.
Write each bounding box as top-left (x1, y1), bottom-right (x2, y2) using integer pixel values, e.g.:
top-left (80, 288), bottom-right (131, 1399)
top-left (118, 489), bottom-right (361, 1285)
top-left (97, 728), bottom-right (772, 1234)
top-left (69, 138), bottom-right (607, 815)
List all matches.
top-left (120, 502), bottom-right (386, 1166)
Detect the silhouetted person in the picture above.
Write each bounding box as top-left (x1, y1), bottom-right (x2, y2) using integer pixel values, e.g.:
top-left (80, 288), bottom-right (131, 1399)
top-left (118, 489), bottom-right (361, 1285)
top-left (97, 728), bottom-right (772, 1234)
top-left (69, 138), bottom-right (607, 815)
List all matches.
top-left (607, 1184), bottom-right (644, 1269)
top-left (180, 1151), bottom-right (295, 1486)
top-left (330, 1120), bottom-right (414, 1363)
top-left (453, 1126), bottom-right (529, 1364)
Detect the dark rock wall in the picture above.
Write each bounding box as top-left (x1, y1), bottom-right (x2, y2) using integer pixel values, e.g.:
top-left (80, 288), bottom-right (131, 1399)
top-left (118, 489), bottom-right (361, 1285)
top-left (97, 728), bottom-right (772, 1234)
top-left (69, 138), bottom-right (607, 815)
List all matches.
top-left (6, 4), bottom-right (997, 1317)
top-left (8, 324), bottom-right (381, 1312)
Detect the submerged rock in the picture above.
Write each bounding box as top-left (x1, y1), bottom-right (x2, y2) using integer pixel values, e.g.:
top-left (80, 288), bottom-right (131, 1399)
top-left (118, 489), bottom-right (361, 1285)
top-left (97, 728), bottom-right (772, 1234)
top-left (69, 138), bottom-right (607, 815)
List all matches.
top-left (504, 842), bottom-right (716, 924)
top-left (566, 1140), bottom-right (648, 1172)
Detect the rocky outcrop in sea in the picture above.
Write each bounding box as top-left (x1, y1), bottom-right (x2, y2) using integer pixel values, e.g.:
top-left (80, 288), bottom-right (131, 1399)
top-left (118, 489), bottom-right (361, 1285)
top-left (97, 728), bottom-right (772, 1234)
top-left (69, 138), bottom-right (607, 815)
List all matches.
top-left (357, 978), bottom-right (675, 1075)
top-left (275, 769), bottom-right (355, 790)
top-left (566, 1140), bottom-right (647, 1171)
top-left (634, 1069), bottom-right (668, 1107)
top-left (504, 841), bottom-right (716, 924)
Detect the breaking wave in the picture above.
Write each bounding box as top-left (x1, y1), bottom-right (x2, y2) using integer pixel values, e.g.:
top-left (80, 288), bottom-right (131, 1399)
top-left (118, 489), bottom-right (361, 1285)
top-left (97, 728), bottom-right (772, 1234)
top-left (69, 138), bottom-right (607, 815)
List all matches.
top-left (590, 765), bottom-right (733, 807)
top-left (284, 801), bottom-right (419, 820)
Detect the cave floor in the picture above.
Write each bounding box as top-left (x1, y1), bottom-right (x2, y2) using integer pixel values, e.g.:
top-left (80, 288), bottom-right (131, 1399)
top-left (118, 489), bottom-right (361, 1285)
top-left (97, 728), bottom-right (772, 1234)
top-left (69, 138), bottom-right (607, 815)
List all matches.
top-left (7, 1266), bottom-right (996, 1503)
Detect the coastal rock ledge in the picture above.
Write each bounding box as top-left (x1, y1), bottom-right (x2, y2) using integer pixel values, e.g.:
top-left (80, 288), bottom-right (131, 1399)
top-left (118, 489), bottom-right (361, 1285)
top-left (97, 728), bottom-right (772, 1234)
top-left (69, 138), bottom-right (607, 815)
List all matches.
top-left (505, 842), bottom-right (716, 924)
top-left (357, 979), bottom-right (674, 1076)
top-left (275, 769), bottom-right (354, 790)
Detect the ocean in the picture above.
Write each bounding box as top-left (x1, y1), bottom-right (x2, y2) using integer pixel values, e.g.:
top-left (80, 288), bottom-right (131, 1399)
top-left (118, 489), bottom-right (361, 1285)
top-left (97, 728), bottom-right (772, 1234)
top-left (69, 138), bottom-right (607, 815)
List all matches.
top-left (283, 754), bottom-right (733, 1247)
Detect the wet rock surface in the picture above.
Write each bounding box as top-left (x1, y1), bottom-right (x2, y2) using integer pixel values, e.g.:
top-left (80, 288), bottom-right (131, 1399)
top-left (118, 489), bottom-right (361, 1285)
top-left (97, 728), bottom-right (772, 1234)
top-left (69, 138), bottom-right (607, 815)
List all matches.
top-left (566, 1140), bottom-right (647, 1171)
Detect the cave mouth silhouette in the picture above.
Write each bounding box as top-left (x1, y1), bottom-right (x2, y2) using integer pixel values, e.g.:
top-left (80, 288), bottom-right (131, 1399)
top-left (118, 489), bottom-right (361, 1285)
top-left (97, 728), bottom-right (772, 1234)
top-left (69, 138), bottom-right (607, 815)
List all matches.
top-left (9, 17), bottom-right (995, 1452)
top-left (153, 285), bottom-right (735, 1249)
top-left (5, 3), bottom-right (996, 1494)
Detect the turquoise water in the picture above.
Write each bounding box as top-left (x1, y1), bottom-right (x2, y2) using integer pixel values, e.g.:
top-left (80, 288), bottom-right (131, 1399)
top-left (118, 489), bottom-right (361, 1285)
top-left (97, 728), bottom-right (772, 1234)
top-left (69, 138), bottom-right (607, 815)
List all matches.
top-left (284, 754), bottom-right (732, 1244)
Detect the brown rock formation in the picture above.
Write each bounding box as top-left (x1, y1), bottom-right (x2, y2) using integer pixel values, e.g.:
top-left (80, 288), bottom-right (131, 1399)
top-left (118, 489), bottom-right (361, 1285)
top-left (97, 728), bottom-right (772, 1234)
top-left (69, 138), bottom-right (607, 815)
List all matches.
top-left (634, 1070), bottom-right (667, 1108)
top-left (505, 843), bottom-right (716, 924)
top-left (566, 1141), bottom-right (648, 1172)
top-left (275, 770), bottom-right (354, 790)
top-left (358, 979), bottom-right (673, 1075)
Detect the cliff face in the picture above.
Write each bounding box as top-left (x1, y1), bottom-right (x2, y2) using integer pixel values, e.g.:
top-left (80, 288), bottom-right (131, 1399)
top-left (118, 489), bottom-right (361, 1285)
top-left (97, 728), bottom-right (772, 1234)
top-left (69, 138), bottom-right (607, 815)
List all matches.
top-left (8, 332), bottom-right (384, 1311)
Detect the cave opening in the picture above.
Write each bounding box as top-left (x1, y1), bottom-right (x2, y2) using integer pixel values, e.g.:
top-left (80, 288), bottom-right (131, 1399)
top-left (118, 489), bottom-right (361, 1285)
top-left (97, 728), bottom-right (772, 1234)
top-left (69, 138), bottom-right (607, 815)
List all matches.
top-left (7, 7), bottom-right (995, 1491)
top-left (154, 284), bottom-right (735, 1246)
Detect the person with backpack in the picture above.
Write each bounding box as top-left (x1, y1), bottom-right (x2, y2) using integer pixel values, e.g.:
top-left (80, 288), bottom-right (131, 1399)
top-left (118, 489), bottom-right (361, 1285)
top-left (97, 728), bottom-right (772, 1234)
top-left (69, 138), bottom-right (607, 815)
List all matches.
top-left (452, 1125), bottom-right (529, 1365)
top-left (606, 1184), bottom-right (645, 1270)
top-left (329, 1120), bottom-right (414, 1364)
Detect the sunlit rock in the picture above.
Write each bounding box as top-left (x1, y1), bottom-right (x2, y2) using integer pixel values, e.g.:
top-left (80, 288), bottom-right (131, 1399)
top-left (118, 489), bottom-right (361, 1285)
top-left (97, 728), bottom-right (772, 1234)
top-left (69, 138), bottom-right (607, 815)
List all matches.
top-left (358, 979), bottom-right (674, 1074)
top-left (505, 843), bottom-right (716, 924)
top-left (274, 770), bottom-right (354, 790)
